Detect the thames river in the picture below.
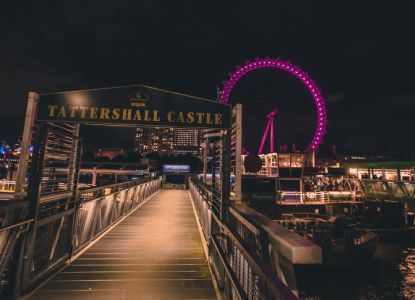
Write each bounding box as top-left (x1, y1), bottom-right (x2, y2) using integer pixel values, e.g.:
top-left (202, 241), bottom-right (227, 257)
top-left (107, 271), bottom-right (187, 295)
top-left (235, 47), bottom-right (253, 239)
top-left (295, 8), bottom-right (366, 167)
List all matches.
top-left (299, 241), bottom-right (415, 300)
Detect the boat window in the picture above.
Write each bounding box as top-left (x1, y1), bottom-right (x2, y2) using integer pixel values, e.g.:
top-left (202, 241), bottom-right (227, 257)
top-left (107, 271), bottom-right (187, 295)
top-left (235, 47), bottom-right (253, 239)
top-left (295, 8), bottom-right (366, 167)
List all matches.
top-left (279, 179), bottom-right (301, 191)
top-left (242, 178), bottom-right (276, 193)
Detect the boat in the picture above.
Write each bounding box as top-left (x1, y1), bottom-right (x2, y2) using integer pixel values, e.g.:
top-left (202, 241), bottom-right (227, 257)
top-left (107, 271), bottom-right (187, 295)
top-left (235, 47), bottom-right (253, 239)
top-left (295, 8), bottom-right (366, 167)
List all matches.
top-left (273, 212), bottom-right (379, 267)
top-left (240, 162), bottom-right (415, 241)
top-left (363, 200), bottom-right (415, 239)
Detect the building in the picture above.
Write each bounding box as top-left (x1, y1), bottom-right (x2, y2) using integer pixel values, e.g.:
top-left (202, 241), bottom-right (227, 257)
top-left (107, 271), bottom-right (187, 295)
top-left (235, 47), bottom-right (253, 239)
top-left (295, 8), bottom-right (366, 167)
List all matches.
top-left (173, 129), bottom-right (201, 155)
top-left (136, 128), bottom-right (201, 156)
top-left (136, 128), bottom-right (174, 155)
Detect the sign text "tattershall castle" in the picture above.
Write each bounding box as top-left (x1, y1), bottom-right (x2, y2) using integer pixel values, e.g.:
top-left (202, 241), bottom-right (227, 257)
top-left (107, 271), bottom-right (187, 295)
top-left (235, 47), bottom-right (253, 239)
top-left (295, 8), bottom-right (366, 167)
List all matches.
top-left (46, 105), bottom-right (223, 126)
top-left (36, 85), bottom-right (231, 129)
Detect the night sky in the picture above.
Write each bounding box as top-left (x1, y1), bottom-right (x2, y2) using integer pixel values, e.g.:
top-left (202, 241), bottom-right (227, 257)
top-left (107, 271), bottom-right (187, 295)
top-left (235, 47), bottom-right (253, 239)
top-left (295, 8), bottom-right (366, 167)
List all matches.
top-left (1, 2), bottom-right (414, 155)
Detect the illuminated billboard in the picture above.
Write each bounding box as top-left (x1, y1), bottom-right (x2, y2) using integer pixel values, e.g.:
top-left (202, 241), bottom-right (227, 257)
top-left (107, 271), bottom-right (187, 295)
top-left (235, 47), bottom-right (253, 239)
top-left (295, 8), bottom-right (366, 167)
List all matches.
top-left (163, 164), bottom-right (190, 173)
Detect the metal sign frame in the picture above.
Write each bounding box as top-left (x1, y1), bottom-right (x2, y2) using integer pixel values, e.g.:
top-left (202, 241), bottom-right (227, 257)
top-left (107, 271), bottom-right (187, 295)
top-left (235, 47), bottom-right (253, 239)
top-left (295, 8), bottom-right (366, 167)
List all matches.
top-left (8, 86), bottom-right (233, 297)
top-left (36, 85), bottom-right (232, 129)
top-left (15, 86), bottom-right (231, 197)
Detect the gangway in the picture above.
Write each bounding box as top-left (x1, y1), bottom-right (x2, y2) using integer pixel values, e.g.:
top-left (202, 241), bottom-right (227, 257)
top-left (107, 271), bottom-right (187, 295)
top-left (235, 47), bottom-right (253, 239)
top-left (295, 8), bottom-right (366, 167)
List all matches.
top-left (0, 178), bottom-right (323, 300)
top-left (28, 190), bottom-right (217, 300)
top-left (0, 85), bottom-right (323, 299)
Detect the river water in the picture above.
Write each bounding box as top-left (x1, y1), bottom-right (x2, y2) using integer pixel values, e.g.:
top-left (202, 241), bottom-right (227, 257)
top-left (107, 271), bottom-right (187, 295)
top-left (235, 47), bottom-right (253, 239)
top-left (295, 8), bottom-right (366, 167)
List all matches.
top-left (298, 241), bottom-right (415, 300)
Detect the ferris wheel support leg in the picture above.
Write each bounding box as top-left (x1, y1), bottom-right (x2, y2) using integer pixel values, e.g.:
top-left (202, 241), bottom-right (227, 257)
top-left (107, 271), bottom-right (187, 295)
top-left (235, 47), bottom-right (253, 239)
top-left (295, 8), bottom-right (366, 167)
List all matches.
top-left (311, 150), bottom-right (315, 167)
top-left (270, 118), bottom-right (275, 153)
top-left (306, 150), bottom-right (315, 167)
top-left (258, 119), bottom-right (271, 154)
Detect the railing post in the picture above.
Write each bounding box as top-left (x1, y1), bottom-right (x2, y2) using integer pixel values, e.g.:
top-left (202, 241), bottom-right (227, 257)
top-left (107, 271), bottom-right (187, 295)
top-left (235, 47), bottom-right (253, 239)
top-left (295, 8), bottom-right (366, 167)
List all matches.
top-left (221, 130), bottom-right (231, 223)
top-left (12, 230), bottom-right (26, 299)
top-left (19, 123), bottom-right (48, 292)
top-left (70, 202), bottom-right (81, 248)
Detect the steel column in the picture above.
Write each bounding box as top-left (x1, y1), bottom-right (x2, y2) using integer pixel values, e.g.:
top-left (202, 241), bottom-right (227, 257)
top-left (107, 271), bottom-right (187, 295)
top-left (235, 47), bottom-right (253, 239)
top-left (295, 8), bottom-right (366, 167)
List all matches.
top-left (14, 92), bottom-right (39, 199)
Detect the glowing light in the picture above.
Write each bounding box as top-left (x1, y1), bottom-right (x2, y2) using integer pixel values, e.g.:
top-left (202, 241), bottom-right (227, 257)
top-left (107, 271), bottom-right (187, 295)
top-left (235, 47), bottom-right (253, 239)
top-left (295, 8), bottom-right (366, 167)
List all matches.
top-left (219, 58), bottom-right (327, 151)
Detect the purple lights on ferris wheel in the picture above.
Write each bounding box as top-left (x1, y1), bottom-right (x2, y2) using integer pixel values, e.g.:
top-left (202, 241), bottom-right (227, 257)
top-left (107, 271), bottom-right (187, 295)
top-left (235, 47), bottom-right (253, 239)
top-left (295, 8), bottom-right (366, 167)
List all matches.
top-left (219, 58), bottom-right (327, 151)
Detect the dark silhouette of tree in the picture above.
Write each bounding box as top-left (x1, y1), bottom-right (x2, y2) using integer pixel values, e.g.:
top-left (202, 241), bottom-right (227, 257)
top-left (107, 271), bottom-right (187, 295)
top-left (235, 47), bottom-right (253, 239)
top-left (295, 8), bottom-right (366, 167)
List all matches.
top-left (82, 151), bottom-right (96, 161)
top-left (95, 156), bottom-right (110, 162)
top-left (145, 152), bottom-right (161, 161)
top-left (112, 154), bottom-right (127, 162)
top-left (126, 151), bottom-right (142, 162)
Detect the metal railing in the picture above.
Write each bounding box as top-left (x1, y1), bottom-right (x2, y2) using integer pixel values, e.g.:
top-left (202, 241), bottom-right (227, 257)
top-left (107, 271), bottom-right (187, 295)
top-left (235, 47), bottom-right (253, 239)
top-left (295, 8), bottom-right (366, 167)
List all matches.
top-left (0, 178), bottom-right (161, 298)
top-left (361, 179), bottom-right (415, 202)
top-left (189, 179), bottom-right (212, 241)
top-left (73, 178), bottom-right (160, 253)
top-left (0, 201), bottom-right (31, 296)
top-left (189, 178), bottom-right (321, 300)
top-left (278, 190), bottom-right (358, 203)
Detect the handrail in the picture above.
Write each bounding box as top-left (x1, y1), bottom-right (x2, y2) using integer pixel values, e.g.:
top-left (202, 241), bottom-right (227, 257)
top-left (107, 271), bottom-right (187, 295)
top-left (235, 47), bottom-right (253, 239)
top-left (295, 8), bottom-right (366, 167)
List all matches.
top-left (362, 179), bottom-right (415, 184)
top-left (189, 178), bottom-right (321, 299)
top-left (221, 227), bottom-right (298, 300)
top-left (72, 178), bottom-right (161, 254)
top-left (361, 179), bottom-right (415, 201)
top-left (210, 234), bottom-right (249, 300)
top-left (77, 178), bottom-right (153, 203)
top-left (39, 191), bottom-right (74, 203)
top-left (0, 218), bottom-right (33, 234)
top-left (190, 178), bottom-right (321, 263)
top-left (0, 200), bottom-right (29, 228)
top-left (0, 177), bottom-right (161, 297)
top-left (230, 205), bottom-right (322, 264)
top-left (189, 178), bottom-right (211, 206)
top-left (79, 178), bottom-right (151, 194)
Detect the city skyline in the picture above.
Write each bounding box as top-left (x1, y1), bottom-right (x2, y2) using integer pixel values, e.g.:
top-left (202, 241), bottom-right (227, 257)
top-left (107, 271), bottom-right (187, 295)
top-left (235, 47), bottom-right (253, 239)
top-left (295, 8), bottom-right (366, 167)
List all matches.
top-left (0, 3), bottom-right (414, 300)
top-left (1, 2), bottom-right (414, 155)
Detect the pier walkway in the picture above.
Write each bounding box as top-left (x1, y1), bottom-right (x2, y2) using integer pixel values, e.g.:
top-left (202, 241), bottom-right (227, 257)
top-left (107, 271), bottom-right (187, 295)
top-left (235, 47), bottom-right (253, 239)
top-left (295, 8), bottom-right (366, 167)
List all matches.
top-left (29, 190), bottom-right (217, 300)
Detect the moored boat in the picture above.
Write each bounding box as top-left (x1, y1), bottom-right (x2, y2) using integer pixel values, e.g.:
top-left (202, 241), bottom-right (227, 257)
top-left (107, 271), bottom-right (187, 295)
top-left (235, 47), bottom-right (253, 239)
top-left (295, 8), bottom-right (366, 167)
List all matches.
top-left (273, 212), bottom-right (379, 267)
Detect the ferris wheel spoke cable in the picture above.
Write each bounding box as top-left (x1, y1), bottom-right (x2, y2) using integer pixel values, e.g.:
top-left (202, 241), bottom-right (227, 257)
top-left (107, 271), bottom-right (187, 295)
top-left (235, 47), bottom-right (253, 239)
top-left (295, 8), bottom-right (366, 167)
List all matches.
top-left (273, 114), bottom-right (296, 150)
top-left (280, 116), bottom-right (298, 145)
top-left (278, 122), bottom-right (296, 150)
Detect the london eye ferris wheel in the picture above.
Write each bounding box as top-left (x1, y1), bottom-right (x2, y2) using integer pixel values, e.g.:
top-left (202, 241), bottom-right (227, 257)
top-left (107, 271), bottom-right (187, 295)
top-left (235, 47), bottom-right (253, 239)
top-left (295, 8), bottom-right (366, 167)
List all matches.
top-left (219, 58), bottom-right (327, 155)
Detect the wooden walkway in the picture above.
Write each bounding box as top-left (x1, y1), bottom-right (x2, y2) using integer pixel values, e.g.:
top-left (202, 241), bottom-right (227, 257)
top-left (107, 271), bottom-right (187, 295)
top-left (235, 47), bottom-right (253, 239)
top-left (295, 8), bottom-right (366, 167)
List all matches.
top-left (30, 190), bottom-right (217, 300)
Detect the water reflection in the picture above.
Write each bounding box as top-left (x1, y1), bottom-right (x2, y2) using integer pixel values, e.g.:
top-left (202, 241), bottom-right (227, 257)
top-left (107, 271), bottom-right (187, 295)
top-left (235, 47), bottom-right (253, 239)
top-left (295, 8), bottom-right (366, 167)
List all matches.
top-left (400, 247), bottom-right (415, 299)
top-left (298, 242), bottom-right (415, 300)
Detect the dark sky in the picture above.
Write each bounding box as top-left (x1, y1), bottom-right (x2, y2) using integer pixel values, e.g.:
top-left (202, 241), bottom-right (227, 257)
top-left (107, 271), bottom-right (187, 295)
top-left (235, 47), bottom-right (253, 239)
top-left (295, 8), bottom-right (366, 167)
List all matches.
top-left (1, 1), bottom-right (414, 155)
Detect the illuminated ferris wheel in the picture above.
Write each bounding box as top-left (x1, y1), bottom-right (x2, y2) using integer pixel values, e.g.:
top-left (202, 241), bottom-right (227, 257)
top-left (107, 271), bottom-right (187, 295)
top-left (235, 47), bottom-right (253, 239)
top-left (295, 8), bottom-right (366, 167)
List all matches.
top-left (219, 58), bottom-right (327, 153)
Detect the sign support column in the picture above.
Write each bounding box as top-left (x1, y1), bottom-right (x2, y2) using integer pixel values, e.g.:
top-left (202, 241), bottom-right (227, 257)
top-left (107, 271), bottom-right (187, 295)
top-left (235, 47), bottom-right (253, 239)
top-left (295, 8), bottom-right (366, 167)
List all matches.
top-left (15, 92), bottom-right (39, 200)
